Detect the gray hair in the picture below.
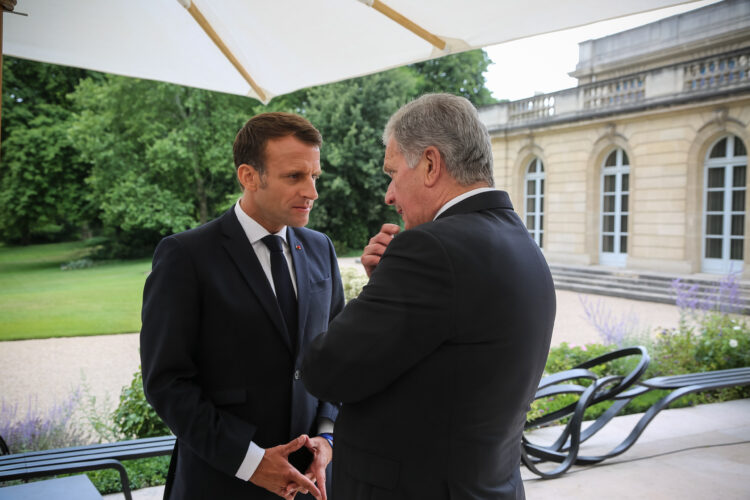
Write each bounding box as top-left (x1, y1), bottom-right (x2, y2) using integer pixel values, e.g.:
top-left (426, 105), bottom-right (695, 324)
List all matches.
top-left (382, 93), bottom-right (494, 187)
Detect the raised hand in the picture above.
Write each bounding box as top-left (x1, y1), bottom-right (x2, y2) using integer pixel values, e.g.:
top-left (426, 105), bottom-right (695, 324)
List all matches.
top-left (361, 223), bottom-right (400, 277)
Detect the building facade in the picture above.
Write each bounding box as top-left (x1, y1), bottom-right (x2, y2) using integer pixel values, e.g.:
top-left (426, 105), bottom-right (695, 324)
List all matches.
top-left (479, 0), bottom-right (750, 276)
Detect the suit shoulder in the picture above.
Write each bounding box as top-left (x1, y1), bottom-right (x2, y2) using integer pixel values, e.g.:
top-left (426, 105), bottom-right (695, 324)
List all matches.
top-left (164, 213), bottom-right (224, 246)
top-left (291, 226), bottom-right (334, 250)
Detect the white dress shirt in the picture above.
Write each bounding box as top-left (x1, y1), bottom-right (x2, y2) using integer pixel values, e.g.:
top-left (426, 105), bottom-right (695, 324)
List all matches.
top-left (232, 201), bottom-right (333, 481)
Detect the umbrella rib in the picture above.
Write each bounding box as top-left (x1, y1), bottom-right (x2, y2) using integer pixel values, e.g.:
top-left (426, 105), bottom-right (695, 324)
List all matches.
top-left (182, 1), bottom-right (267, 102)
top-left (366, 0), bottom-right (446, 51)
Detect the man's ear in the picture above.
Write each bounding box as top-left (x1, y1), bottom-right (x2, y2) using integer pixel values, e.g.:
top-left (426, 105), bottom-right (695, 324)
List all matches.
top-left (237, 164), bottom-right (261, 191)
top-left (422, 146), bottom-right (443, 187)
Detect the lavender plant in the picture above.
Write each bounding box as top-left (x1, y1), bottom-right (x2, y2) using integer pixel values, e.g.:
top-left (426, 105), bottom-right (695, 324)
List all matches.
top-left (0, 390), bottom-right (87, 453)
top-left (578, 295), bottom-right (640, 346)
top-left (672, 272), bottom-right (743, 317)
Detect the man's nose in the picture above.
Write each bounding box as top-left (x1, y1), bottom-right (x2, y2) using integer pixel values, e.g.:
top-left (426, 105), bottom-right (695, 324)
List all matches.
top-left (384, 180), bottom-right (395, 205)
top-left (304, 177), bottom-right (318, 200)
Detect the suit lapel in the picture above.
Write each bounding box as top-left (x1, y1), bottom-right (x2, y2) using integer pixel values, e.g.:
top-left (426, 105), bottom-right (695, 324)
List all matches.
top-left (220, 208), bottom-right (293, 353)
top-left (287, 228), bottom-right (309, 356)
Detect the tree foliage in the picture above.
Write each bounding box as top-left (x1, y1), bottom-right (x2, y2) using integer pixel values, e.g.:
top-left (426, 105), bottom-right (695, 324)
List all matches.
top-left (410, 49), bottom-right (496, 106)
top-left (0, 57), bottom-right (97, 243)
top-left (1, 50), bottom-right (496, 254)
top-left (68, 76), bottom-right (258, 256)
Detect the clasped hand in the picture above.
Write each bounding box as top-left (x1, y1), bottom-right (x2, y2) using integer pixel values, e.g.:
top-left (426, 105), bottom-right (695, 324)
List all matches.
top-left (250, 434), bottom-right (332, 500)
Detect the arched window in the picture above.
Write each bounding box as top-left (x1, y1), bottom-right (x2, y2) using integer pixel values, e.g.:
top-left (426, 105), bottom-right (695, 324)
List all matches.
top-left (600, 149), bottom-right (629, 266)
top-left (524, 158), bottom-right (544, 247)
top-left (702, 135), bottom-right (747, 273)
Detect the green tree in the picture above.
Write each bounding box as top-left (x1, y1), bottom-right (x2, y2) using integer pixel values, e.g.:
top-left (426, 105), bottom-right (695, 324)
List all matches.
top-left (0, 57), bottom-right (98, 244)
top-left (304, 68), bottom-right (416, 249)
top-left (410, 49), bottom-right (496, 106)
top-left (1, 50), bottom-right (496, 254)
top-left (69, 76), bottom-right (259, 256)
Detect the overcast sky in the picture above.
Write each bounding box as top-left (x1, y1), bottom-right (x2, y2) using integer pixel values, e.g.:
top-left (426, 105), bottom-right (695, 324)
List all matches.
top-left (483, 0), bottom-right (722, 102)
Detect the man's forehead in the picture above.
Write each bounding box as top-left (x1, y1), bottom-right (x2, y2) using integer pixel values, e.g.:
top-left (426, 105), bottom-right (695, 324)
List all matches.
top-left (384, 139), bottom-right (403, 161)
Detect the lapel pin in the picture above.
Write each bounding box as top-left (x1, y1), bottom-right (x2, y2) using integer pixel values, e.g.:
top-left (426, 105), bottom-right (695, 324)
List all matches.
top-left (295, 244), bottom-right (302, 251)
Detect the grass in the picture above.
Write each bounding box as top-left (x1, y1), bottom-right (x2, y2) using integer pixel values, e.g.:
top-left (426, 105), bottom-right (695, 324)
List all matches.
top-left (0, 241), bottom-right (150, 340)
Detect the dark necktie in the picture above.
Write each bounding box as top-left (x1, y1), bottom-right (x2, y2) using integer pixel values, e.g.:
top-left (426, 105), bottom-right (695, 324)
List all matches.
top-left (261, 235), bottom-right (298, 351)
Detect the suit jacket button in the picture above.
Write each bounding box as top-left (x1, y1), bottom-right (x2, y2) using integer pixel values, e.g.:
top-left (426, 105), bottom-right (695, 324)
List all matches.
top-left (294, 369), bottom-right (301, 380)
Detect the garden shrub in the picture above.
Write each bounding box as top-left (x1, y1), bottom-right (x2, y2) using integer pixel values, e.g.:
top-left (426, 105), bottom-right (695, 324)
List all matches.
top-left (112, 369), bottom-right (170, 439)
top-left (86, 456), bottom-right (170, 494)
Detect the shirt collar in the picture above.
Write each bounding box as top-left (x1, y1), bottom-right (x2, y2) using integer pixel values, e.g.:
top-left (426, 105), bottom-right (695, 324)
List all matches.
top-left (234, 200), bottom-right (288, 245)
top-left (434, 187), bottom-right (496, 220)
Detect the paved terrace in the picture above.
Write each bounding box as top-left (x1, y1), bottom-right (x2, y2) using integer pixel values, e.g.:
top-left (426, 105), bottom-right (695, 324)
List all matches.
top-left (102, 399), bottom-right (750, 500)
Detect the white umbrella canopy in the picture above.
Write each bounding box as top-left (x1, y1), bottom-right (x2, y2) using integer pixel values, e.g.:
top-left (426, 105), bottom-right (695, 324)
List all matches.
top-left (5, 0), bottom-right (697, 104)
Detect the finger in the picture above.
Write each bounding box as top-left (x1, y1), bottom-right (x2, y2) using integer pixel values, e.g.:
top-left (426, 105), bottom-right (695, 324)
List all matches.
top-left (371, 231), bottom-right (396, 247)
top-left (303, 436), bottom-right (317, 452)
top-left (289, 470), bottom-right (321, 500)
top-left (362, 244), bottom-right (385, 260)
top-left (282, 435), bottom-right (308, 456)
top-left (284, 479), bottom-right (308, 497)
top-left (361, 256), bottom-right (380, 278)
top-left (380, 223), bottom-right (401, 235)
top-left (361, 253), bottom-right (380, 265)
top-left (315, 469), bottom-right (327, 500)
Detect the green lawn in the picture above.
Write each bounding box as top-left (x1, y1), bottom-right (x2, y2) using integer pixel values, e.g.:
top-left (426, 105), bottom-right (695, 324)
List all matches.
top-left (0, 242), bottom-right (151, 340)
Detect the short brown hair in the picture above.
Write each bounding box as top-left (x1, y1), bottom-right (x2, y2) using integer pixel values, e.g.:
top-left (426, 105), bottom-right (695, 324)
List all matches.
top-left (233, 112), bottom-right (322, 176)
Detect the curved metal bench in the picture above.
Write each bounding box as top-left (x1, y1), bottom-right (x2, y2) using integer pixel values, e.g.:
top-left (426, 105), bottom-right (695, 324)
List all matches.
top-left (522, 347), bottom-right (750, 479)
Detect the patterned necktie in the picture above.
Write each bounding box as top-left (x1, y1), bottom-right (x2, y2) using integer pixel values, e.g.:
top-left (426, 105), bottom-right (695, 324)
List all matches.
top-left (261, 235), bottom-right (298, 352)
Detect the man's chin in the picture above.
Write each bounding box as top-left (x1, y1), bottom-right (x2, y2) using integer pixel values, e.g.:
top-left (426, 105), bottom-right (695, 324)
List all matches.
top-left (288, 214), bottom-right (311, 227)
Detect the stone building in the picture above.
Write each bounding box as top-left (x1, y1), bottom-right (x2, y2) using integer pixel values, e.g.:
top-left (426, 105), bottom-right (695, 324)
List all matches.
top-left (479, 0), bottom-right (750, 277)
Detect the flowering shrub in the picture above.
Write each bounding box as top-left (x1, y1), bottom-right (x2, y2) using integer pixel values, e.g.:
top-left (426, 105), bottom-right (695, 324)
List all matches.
top-left (0, 391), bottom-right (86, 453)
top-left (672, 272), bottom-right (743, 316)
top-left (340, 265), bottom-right (368, 302)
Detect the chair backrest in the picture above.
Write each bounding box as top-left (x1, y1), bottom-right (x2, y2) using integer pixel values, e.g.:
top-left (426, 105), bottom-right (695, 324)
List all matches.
top-left (0, 434), bottom-right (10, 455)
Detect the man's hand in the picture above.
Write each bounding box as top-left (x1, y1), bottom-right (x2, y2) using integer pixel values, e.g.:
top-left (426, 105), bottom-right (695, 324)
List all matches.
top-left (282, 436), bottom-right (332, 500)
top-left (305, 436), bottom-right (333, 500)
top-left (361, 223), bottom-right (400, 277)
top-left (250, 435), bottom-right (322, 500)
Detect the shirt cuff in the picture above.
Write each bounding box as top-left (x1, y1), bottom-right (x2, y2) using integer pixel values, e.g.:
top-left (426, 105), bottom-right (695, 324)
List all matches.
top-left (317, 417), bottom-right (334, 435)
top-left (235, 441), bottom-right (265, 481)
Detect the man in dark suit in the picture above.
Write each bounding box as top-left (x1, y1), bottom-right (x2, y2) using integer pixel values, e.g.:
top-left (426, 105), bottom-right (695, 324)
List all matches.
top-left (141, 112), bottom-right (344, 500)
top-left (302, 94), bottom-right (556, 499)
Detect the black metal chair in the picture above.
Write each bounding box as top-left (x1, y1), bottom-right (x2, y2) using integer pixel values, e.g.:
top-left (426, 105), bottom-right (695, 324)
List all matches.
top-left (522, 346), bottom-right (750, 478)
top-left (0, 435), bottom-right (9, 456)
